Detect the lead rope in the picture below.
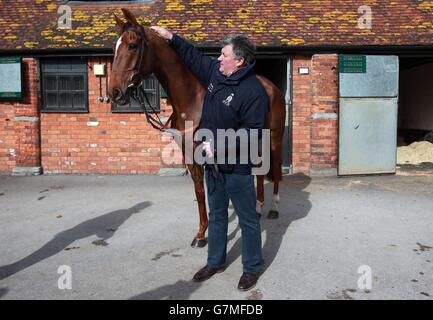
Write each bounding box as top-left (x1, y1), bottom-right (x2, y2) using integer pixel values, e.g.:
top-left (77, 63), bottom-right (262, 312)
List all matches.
top-left (132, 85), bottom-right (172, 131)
top-left (134, 85), bottom-right (204, 184)
top-left (131, 26), bottom-right (204, 183)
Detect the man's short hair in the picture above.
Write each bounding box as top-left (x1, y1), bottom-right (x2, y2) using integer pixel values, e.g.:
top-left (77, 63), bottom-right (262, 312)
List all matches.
top-left (222, 34), bottom-right (256, 65)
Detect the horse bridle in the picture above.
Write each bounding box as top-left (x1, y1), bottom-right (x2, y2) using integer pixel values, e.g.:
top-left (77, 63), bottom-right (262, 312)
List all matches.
top-left (126, 25), bottom-right (173, 132)
top-left (125, 25), bottom-right (205, 182)
top-left (127, 26), bottom-right (146, 90)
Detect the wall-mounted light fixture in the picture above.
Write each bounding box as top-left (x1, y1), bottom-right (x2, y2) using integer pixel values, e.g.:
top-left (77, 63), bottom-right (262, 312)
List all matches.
top-left (298, 67), bottom-right (309, 75)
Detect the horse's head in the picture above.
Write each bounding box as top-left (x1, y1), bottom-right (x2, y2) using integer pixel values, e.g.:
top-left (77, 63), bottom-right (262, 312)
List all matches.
top-left (109, 9), bottom-right (154, 105)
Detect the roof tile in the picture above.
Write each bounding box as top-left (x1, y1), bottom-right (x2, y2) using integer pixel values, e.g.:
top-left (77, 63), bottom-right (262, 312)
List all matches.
top-left (1, 0), bottom-right (433, 51)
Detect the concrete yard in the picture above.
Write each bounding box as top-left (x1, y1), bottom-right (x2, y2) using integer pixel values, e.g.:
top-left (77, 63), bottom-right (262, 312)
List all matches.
top-left (0, 173), bottom-right (432, 300)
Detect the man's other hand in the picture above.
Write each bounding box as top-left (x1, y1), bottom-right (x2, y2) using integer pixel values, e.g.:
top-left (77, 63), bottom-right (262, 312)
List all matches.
top-left (150, 26), bottom-right (173, 41)
top-left (202, 141), bottom-right (214, 159)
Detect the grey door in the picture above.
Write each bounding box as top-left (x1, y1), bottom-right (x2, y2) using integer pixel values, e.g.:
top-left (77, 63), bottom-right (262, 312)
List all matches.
top-left (338, 55), bottom-right (399, 175)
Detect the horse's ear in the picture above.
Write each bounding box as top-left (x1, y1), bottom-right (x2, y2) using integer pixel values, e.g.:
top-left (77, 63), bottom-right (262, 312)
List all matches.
top-left (113, 13), bottom-right (125, 29)
top-left (121, 8), bottom-right (139, 26)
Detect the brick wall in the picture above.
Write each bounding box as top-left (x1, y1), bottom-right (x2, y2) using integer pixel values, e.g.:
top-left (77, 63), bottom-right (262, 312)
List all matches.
top-left (40, 57), bottom-right (178, 174)
top-left (291, 54), bottom-right (339, 174)
top-left (2, 55), bottom-right (340, 176)
top-left (310, 54), bottom-right (339, 172)
top-left (292, 55), bottom-right (312, 174)
top-left (0, 58), bottom-right (41, 175)
top-left (0, 102), bottom-right (15, 174)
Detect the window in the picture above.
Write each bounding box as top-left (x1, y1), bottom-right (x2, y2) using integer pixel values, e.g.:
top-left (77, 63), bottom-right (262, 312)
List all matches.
top-left (40, 58), bottom-right (88, 113)
top-left (111, 75), bottom-right (160, 113)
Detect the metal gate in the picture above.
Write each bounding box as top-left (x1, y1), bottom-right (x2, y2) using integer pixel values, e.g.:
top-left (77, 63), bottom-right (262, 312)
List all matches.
top-left (338, 55), bottom-right (399, 175)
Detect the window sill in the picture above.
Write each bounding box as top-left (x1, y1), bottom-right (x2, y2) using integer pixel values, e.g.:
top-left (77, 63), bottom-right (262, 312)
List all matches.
top-left (40, 109), bottom-right (89, 113)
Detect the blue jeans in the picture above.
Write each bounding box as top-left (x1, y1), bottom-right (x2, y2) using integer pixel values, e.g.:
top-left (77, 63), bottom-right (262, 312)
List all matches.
top-left (205, 169), bottom-right (263, 274)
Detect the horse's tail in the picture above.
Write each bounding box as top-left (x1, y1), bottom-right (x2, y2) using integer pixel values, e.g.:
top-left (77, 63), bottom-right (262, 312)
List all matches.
top-left (266, 146), bottom-right (282, 182)
top-left (266, 153), bottom-right (275, 182)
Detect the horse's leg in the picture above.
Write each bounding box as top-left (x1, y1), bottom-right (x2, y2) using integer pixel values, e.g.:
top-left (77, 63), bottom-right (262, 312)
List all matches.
top-left (256, 175), bottom-right (265, 218)
top-left (187, 164), bottom-right (208, 248)
top-left (268, 142), bottom-right (282, 219)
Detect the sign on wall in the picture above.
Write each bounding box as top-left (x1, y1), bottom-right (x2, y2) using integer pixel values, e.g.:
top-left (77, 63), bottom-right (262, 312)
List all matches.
top-left (339, 55), bottom-right (367, 74)
top-left (0, 57), bottom-right (22, 99)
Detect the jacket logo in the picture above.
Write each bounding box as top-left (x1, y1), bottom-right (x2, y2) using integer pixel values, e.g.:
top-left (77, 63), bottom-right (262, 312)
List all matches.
top-left (222, 93), bottom-right (234, 106)
top-left (207, 83), bottom-right (214, 93)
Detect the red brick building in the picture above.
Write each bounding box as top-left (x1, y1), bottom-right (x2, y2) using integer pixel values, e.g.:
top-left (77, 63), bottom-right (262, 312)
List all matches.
top-left (1, 0), bottom-right (433, 176)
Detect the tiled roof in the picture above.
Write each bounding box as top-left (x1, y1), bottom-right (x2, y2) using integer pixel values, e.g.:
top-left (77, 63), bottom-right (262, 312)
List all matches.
top-left (1, 0), bottom-right (433, 51)
top-left (0, 0), bottom-right (154, 50)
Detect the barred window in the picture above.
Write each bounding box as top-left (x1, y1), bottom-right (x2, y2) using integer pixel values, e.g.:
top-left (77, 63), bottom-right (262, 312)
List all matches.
top-left (111, 75), bottom-right (160, 113)
top-left (40, 58), bottom-right (88, 113)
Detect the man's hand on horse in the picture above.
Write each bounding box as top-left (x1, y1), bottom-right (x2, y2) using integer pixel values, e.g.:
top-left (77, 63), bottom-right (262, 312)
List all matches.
top-left (150, 26), bottom-right (173, 41)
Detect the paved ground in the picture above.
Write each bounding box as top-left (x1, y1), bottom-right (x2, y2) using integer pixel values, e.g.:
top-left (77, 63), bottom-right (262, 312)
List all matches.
top-left (0, 173), bottom-right (432, 300)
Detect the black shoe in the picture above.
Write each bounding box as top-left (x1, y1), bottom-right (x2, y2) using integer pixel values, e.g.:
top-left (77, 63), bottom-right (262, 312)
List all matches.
top-left (193, 265), bottom-right (225, 282)
top-left (237, 272), bottom-right (259, 291)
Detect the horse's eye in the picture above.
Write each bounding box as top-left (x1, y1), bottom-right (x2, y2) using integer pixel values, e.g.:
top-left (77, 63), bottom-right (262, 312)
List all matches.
top-left (128, 43), bottom-right (138, 51)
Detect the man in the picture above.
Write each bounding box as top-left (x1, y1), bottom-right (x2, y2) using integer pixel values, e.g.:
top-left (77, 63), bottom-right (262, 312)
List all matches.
top-left (151, 26), bottom-right (268, 291)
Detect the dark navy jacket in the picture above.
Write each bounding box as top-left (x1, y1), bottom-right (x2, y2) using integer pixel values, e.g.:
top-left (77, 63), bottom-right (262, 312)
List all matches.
top-left (170, 34), bottom-right (269, 175)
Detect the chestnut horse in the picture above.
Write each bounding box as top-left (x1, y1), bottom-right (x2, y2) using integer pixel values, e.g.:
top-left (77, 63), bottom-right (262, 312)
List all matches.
top-left (109, 9), bottom-right (286, 247)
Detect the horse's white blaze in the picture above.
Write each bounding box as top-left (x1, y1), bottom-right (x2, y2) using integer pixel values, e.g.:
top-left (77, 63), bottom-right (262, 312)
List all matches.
top-left (271, 193), bottom-right (280, 212)
top-left (115, 35), bottom-right (123, 58)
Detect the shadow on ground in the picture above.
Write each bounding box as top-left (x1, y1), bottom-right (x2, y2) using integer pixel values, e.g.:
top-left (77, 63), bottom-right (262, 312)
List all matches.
top-left (226, 173), bottom-right (312, 274)
top-left (130, 280), bottom-right (202, 300)
top-left (130, 173), bottom-right (312, 299)
top-left (0, 287), bottom-right (9, 299)
top-left (0, 201), bottom-right (151, 281)
top-left (397, 162), bottom-right (433, 175)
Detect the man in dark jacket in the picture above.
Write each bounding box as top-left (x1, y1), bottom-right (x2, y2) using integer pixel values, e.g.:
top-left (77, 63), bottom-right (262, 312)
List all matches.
top-left (151, 26), bottom-right (268, 291)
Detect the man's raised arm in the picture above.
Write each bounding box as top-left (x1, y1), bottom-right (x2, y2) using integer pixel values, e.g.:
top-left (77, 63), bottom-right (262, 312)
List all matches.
top-left (151, 26), bottom-right (216, 86)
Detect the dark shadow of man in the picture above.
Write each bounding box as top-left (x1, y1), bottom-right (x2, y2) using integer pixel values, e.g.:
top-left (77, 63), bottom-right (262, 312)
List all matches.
top-left (0, 287), bottom-right (8, 299)
top-left (0, 201), bottom-right (151, 281)
top-left (129, 211), bottom-right (241, 300)
top-left (129, 280), bottom-right (202, 300)
top-left (129, 174), bottom-right (311, 299)
top-left (226, 173), bottom-right (312, 273)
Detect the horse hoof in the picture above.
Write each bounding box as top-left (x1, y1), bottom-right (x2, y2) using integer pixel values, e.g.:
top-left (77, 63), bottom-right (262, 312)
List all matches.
top-left (267, 210), bottom-right (279, 219)
top-left (191, 238), bottom-right (207, 248)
